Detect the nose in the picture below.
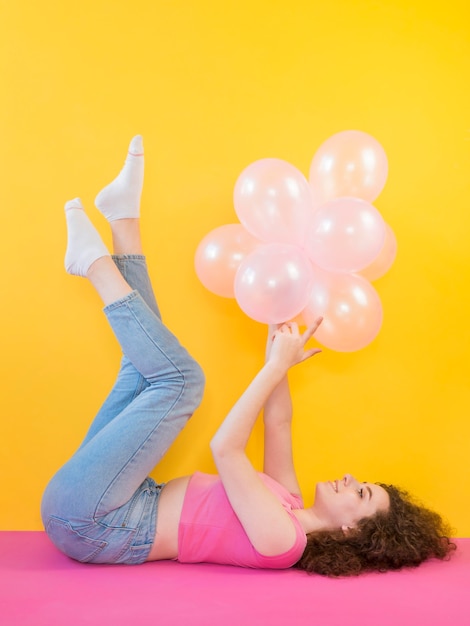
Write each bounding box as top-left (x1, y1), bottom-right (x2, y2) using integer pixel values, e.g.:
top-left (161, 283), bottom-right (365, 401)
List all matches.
top-left (342, 474), bottom-right (359, 488)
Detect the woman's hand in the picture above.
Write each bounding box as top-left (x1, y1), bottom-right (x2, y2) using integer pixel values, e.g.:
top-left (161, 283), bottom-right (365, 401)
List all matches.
top-left (266, 318), bottom-right (323, 371)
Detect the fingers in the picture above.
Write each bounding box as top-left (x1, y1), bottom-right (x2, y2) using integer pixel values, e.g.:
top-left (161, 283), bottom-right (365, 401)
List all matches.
top-left (302, 316), bottom-right (323, 342)
top-left (277, 321), bottom-right (299, 335)
top-left (310, 316), bottom-right (324, 332)
top-left (302, 347), bottom-right (322, 362)
top-left (272, 318), bottom-right (323, 359)
top-left (274, 318), bottom-right (323, 345)
top-left (276, 317), bottom-right (322, 335)
top-left (266, 324), bottom-right (277, 345)
top-left (268, 317), bottom-right (323, 367)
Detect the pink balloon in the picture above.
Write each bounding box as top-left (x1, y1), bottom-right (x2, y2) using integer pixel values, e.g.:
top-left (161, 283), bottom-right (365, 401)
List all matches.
top-left (234, 244), bottom-right (313, 324)
top-left (309, 130), bottom-right (388, 205)
top-left (195, 224), bottom-right (260, 298)
top-left (360, 224), bottom-right (397, 281)
top-left (234, 159), bottom-right (314, 246)
top-left (302, 268), bottom-right (383, 352)
top-left (305, 197), bottom-right (386, 273)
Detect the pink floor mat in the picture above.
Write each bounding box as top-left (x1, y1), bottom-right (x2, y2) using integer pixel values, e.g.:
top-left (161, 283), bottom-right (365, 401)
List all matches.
top-left (0, 532), bottom-right (468, 625)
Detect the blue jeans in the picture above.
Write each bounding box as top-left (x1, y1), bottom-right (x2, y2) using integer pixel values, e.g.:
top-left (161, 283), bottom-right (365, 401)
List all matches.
top-left (41, 256), bottom-right (205, 564)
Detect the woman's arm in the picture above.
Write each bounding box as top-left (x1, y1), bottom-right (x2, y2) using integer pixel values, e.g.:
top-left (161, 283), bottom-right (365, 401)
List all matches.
top-left (263, 370), bottom-right (300, 497)
top-left (210, 321), bottom-right (322, 556)
top-left (263, 322), bottom-right (321, 499)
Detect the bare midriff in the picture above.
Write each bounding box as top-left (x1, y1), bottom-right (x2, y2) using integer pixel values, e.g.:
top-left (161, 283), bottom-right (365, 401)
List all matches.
top-left (146, 475), bottom-right (192, 561)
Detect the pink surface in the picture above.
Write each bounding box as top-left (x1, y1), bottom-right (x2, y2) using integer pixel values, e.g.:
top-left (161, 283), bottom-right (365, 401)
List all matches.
top-left (0, 532), bottom-right (469, 626)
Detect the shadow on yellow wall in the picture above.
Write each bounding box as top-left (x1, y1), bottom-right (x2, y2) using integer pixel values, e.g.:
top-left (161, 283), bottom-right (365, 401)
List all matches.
top-left (1, 0), bottom-right (469, 533)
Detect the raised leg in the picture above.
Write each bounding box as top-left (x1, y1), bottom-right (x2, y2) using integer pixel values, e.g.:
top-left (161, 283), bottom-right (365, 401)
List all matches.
top-left (75, 137), bottom-right (160, 447)
top-left (42, 289), bottom-right (204, 523)
top-left (79, 254), bottom-right (161, 447)
top-left (42, 137), bottom-right (205, 530)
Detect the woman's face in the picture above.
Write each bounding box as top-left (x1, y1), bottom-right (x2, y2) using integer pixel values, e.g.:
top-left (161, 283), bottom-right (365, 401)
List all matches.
top-left (313, 473), bottom-right (390, 531)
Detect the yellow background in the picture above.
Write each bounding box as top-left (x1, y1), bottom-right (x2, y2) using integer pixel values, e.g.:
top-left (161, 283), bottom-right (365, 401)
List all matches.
top-left (1, 0), bottom-right (469, 534)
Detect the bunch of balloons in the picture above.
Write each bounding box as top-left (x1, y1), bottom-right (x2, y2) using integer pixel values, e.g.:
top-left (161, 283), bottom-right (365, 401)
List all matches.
top-left (195, 130), bottom-right (397, 352)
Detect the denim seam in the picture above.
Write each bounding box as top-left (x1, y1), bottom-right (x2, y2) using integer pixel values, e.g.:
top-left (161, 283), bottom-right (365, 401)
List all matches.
top-left (103, 290), bottom-right (139, 313)
top-left (125, 297), bottom-right (185, 379)
top-left (93, 384), bottom-right (185, 521)
top-left (96, 519), bottom-right (137, 563)
top-left (112, 254), bottom-right (146, 261)
top-left (94, 297), bottom-right (187, 520)
top-left (108, 294), bottom-right (185, 381)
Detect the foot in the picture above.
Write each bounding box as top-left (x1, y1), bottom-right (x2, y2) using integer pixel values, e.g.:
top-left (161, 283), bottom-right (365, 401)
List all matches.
top-left (64, 199), bottom-right (110, 276)
top-left (95, 135), bottom-right (144, 221)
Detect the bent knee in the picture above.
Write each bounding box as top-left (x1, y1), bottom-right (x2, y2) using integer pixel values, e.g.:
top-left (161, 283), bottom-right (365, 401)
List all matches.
top-left (41, 473), bottom-right (91, 527)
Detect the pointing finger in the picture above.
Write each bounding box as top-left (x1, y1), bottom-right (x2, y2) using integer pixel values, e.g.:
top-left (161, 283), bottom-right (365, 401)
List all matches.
top-left (302, 316), bottom-right (323, 341)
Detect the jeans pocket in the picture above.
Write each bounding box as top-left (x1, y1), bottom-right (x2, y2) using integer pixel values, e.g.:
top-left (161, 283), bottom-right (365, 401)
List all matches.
top-left (46, 517), bottom-right (108, 563)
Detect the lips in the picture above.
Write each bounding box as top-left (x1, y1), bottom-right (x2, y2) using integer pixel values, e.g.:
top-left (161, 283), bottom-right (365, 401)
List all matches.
top-left (329, 480), bottom-right (338, 492)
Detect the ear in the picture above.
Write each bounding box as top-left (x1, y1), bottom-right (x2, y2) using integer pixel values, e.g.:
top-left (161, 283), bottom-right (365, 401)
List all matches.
top-left (341, 524), bottom-right (354, 535)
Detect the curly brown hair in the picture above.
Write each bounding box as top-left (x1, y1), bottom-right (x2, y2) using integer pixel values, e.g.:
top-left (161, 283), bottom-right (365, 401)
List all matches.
top-left (294, 484), bottom-right (456, 577)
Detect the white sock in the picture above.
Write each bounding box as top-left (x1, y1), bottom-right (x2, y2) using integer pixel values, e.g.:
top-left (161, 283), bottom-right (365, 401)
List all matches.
top-left (94, 135), bottom-right (144, 221)
top-left (64, 198), bottom-right (110, 276)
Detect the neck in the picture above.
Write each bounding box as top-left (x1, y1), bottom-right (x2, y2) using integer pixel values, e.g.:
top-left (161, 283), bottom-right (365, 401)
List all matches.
top-left (293, 507), bottom-right (328, 534)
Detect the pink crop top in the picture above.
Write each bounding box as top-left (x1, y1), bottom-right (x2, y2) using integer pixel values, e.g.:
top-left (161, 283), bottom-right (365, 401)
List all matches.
top-left (177, 472), bottom-right (307, 569)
